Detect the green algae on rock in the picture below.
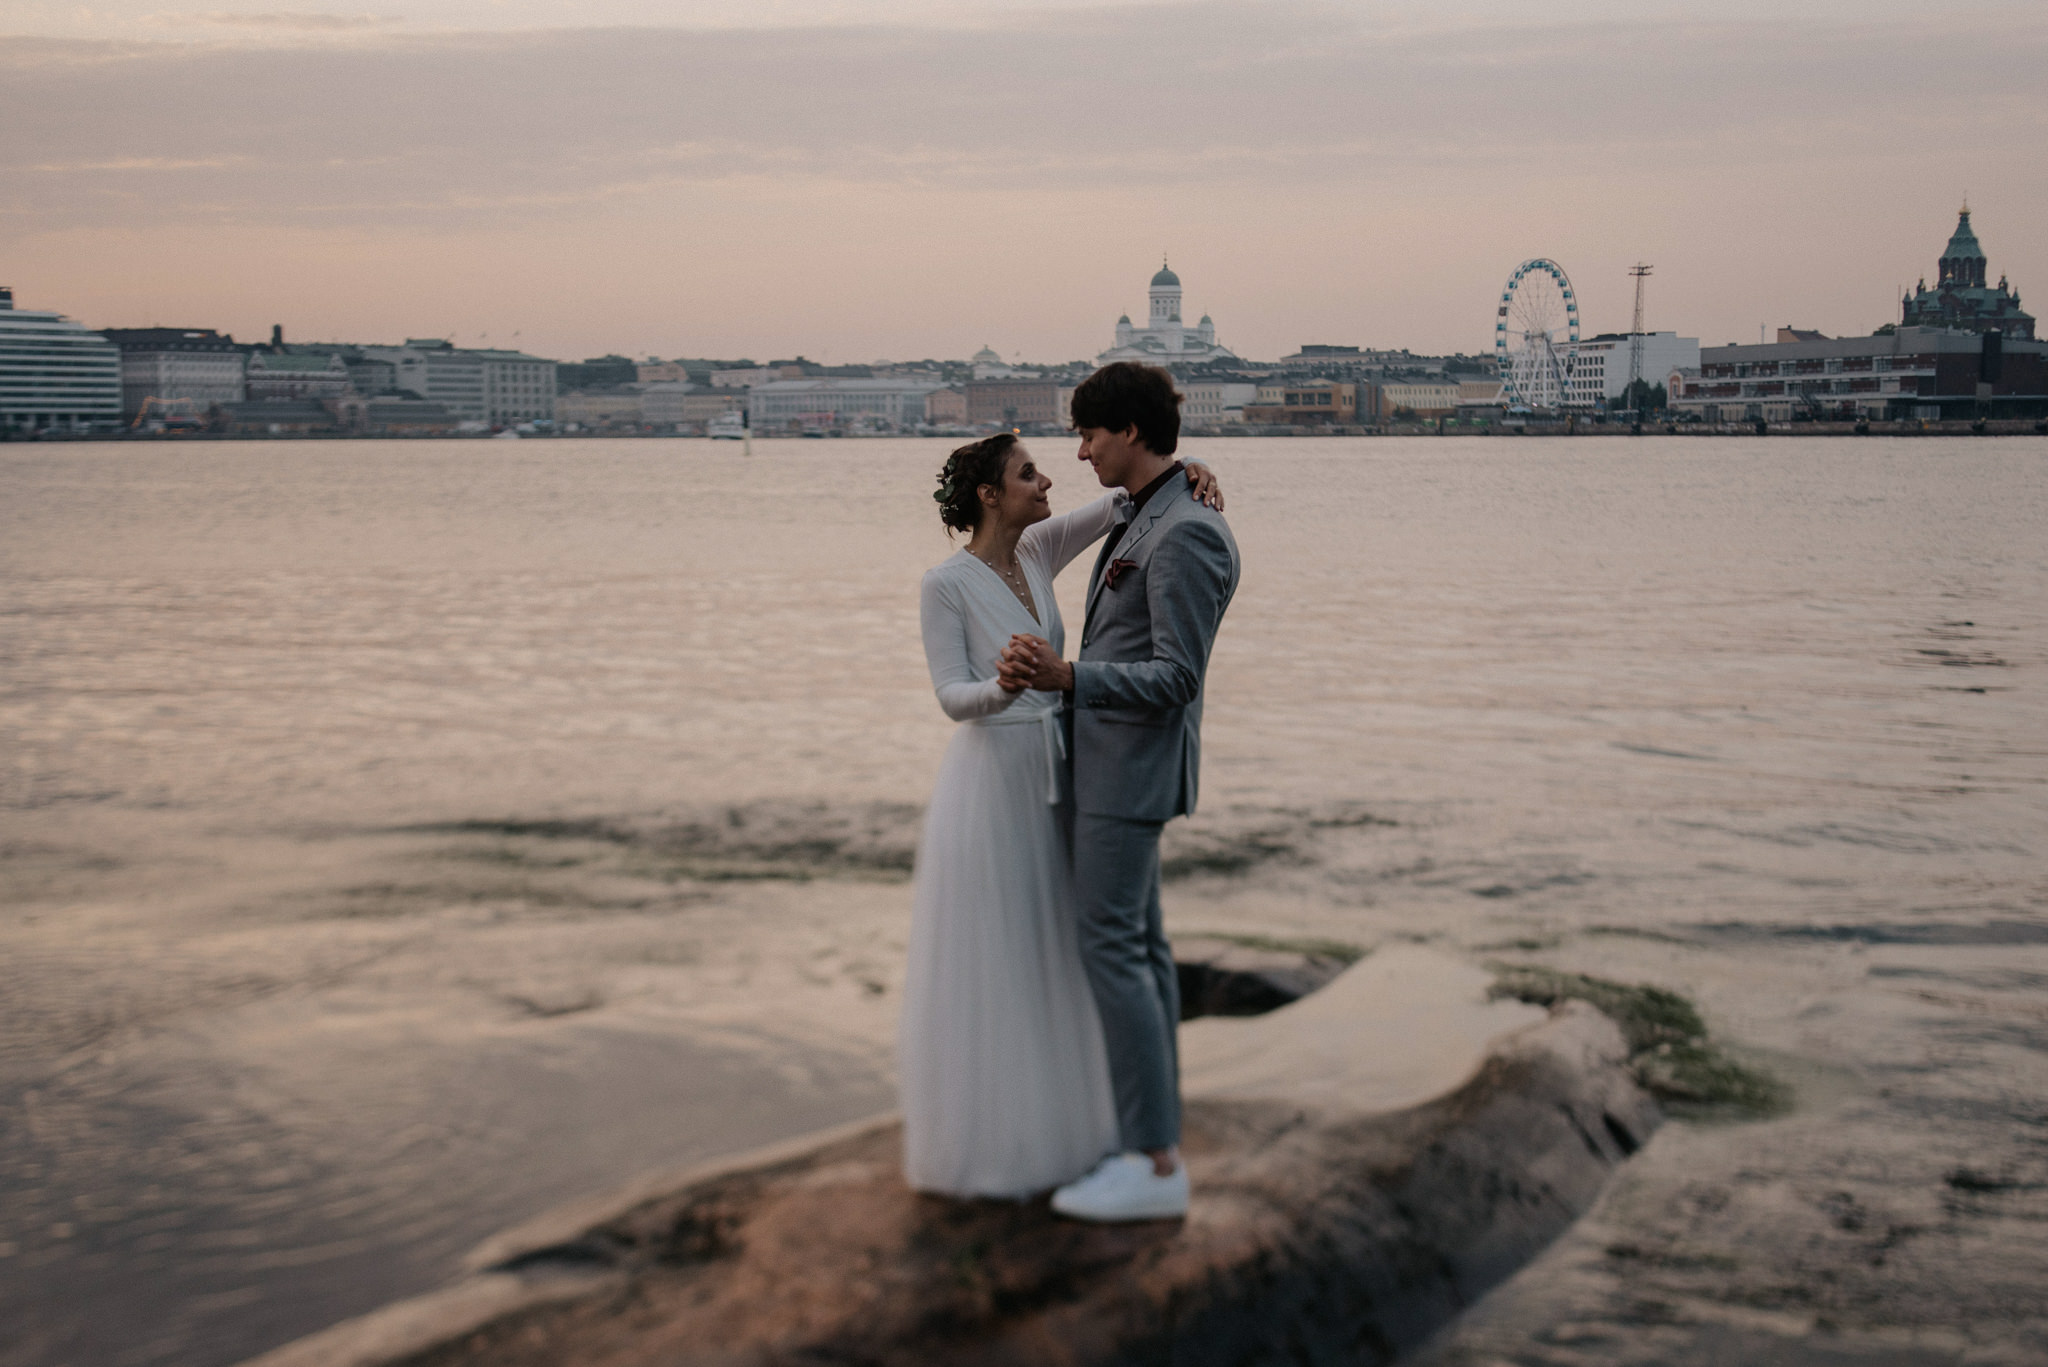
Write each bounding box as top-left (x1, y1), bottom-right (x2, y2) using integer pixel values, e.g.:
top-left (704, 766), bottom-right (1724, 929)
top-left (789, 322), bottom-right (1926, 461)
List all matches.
top-left (1487, 964), bottom-right (1789, 1116)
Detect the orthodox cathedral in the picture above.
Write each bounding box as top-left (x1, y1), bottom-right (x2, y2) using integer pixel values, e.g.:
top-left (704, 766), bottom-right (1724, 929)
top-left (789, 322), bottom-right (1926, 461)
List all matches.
top-left (1097, 260), bottom-right (1240, 366)
top-left (1901, 206), bottom-right (2034, 340)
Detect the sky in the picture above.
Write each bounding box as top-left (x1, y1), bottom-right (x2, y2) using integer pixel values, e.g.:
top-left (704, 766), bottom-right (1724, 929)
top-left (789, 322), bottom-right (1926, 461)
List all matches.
top-left (3, 0), bottom-right (2044, 364)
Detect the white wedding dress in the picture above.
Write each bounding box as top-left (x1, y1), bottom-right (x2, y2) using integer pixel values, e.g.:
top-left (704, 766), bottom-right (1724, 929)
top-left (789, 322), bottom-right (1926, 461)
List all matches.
top-left (899, 492), bottom-right (1123, 1198)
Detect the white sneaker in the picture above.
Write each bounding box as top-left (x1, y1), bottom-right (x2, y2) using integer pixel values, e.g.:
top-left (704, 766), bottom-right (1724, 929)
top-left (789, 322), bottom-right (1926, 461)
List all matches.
top-left (1050, 1152), bottom-right (1189, 1222)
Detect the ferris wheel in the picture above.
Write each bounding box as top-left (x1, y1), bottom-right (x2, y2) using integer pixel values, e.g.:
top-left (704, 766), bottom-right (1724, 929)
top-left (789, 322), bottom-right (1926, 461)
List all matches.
top-left (1494, 259), bottom-right (1581, 412)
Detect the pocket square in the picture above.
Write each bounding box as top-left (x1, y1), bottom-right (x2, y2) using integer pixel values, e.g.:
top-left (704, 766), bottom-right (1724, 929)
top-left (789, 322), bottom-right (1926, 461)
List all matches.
top-left (1105, 557), bottom-right (1138, 590)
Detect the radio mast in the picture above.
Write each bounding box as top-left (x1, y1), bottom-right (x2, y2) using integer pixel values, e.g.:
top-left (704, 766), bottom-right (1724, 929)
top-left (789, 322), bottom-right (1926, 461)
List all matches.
top-left (1626, 263), bottom-right (1653, 412)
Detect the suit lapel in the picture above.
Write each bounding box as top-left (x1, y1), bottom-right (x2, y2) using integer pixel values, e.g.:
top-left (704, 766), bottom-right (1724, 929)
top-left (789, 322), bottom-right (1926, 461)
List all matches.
top-left (1083, 531), bottom-right (1119, 625)
top-left (1114, 487), bottom-right (1175, 563)
top-left (1085, 485), bottom-right (1177, 628)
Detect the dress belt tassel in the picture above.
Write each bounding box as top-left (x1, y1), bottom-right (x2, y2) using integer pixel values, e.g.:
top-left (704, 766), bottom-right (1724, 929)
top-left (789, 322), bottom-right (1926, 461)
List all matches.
top-left (976, 705), bottom-right (1066, 805)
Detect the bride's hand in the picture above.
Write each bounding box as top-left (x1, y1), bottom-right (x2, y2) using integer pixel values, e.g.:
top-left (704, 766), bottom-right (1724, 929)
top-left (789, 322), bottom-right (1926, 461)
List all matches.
top-left (1184, 460), bottom-right (1224, 511)
top-left (996, 643), bottom-right (1032, 693)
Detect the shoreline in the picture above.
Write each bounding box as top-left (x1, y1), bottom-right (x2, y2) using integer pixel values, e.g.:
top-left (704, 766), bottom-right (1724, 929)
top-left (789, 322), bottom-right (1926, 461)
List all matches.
top-left (8, 420), bottom-right (2047, 442)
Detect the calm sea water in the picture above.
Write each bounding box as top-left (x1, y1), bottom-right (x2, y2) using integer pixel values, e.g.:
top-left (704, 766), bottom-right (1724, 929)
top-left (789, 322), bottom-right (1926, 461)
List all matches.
top-left (3, 437), bottom-right (2045, 1366)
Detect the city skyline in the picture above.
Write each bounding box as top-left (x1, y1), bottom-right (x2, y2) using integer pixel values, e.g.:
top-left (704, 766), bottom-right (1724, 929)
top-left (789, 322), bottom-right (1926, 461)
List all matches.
top-left (5, 1), bottom-right (2044, 362)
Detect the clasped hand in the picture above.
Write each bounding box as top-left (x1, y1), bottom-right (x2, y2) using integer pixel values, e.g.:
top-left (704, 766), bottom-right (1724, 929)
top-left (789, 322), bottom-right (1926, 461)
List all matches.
top-left (998, 634), bottom-right (1073, 694)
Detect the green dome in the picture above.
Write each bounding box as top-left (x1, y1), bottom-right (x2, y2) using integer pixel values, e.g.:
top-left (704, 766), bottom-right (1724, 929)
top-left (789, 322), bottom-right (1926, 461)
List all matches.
top-left (1945, 208), bottom-right (1985, 261)
top-left (1150, 262), bottom-right (1180, 288)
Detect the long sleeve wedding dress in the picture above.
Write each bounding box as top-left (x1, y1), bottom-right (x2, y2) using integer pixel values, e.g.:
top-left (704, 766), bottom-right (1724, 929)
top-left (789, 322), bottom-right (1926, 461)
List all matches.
top-left (898, 492), bottom-right (1124, 1197)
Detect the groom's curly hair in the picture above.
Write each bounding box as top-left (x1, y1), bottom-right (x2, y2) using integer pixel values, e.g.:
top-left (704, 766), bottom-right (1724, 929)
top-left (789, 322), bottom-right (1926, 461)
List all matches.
top-left (933, 432), bottom-right (1020, 535)
top-left (1069, 362), bottom-right (1182, 456)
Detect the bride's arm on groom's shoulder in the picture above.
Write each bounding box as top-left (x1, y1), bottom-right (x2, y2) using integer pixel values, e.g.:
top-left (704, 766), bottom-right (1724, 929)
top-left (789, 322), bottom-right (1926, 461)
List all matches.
top-left (1017, 491), bottom-right (1120, 578)
top-left (1016, 463), bottom-right (1221, 579)
top-left (920, 570), bottom-right (1023, 721)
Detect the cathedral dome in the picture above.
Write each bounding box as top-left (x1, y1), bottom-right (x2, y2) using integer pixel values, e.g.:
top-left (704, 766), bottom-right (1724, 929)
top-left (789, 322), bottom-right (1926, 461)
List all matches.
top-left (1150, 262), bottom-right (1180, 288)
top-left (971, 345), bottom-right (1002, 364)
top-left (1945, 207), bottom-right (1985, 261)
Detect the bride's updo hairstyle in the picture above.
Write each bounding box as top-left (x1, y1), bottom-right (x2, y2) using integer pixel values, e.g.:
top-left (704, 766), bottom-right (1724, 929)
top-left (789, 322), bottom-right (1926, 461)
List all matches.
top-left (933, 432), bottom-right (1020, 535)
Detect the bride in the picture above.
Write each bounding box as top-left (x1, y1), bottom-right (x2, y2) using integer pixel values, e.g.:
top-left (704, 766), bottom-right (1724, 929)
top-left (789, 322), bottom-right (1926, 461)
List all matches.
top-left (899, 433), bottom-right (1220, 1198)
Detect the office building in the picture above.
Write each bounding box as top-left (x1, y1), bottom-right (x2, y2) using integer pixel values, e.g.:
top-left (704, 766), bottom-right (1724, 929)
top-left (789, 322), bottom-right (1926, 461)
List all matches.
top-left (1242, 379), bottom-right (1360, 425)
top-left (245, 350), bottom-right (352, 402)
top-left (641, 383), bottom-right (744, 431)
top-left (1669, 326), bottom-right (2047, 422)
top-left (1376, 382), bottom-right (1462, 419)
top-left (749, 377), bottom-right (945, 433)
top-left (101, 328), bottom-right (246, 417)
top-left (556, 387), bottom-right (646, 429)
top-left (1181, 380), bottom-right (1259, 424)
top-left (1562, 333), bottom-right (1700, 410)
top-left (0, 287), bottom-right (122, 432)
top-left (362, 340), bottom-right (556, 425)
top-left (965, 379), bottom-right (1062, 428)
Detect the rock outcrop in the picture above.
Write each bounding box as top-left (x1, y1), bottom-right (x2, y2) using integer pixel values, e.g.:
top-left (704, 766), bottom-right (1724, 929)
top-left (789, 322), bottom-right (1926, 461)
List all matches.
top-left (244, 948), bottom-right (1659, 1367)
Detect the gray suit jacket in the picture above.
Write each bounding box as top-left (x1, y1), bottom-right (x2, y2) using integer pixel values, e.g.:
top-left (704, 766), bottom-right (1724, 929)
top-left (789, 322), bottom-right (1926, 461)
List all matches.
top-left (1070, 477), bottom-right (1240, 821)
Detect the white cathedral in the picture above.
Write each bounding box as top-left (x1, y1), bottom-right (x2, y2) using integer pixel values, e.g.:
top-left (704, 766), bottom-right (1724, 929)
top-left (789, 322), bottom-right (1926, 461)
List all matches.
top-left (1097, 260), bottom-right (1239, 366)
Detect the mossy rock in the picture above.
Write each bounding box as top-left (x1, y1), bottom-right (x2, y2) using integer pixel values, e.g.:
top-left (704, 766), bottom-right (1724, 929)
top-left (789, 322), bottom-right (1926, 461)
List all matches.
top-left (1489, 964), bottom-right (1787, 1117)
top-left (1634, 1040), bottom-right (1790, 1115)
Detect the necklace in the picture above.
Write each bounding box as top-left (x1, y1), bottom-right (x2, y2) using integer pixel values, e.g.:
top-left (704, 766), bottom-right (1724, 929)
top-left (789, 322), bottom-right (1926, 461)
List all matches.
top-left (972, 547), bottom-right (1032, 604)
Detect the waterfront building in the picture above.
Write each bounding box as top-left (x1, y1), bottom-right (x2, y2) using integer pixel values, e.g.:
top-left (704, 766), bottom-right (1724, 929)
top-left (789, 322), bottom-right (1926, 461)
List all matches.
top-left (1561, 332), bottom-right (1700, 410)
top-left (1376, 382), bottom-right (1462, 419)
top-left (748, 377), bottom-right (945, 433)
top-left (1282, 345), bottom-right (1362, 363)
top-left (245, 350), bottom-right (351, 402)
top-left (965, 379), bottom-right (1062, 428)
top-left (277, 341), bottom-right (401, 399)
top-left (361, 340), bottom-right (556, 425)
top-left (640, 382), bottom-right (745, 431)
top-left (101, 327), bottom-right (245, 417)
top-left (925, 387), bottom-right (968, 425)
top-left (215, 399), bottom-right (338, 435)
top-left (1242, 378), bottom-right (1360, 425)
top-left (636, 360), bottom-right (694, 385)
top-left (555, 355), bottom-right (639, 391)
top-left (710, 365), bottom-right (801, 389)
top-left (1668, 325), bottom-right (2047, 422)
top-left (0, 287), bottom-right (122, 432)
top-left (1900, 206), bottom-right (2034, 340)
top-left (356, 397), bottom-right (456, 434)
top-left (556, 386), bottom-right (645, 430)
top-left (1097, 261), bottom-right (1240, 366)
top-left (343, 354), bottom-right (398, 397)
top-left (1181, 380), bottom-right (1259, 425)
top-left (476, 348), bottom-right (555, 425)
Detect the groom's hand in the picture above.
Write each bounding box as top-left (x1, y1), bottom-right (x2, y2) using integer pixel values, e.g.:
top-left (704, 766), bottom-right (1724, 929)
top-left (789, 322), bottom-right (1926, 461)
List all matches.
top-left (1003, 634), bottom-right (1074, 693)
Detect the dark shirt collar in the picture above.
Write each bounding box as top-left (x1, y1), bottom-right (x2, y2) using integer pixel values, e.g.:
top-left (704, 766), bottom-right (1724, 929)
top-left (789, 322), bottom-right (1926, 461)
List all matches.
top-left (1124, 460), bottom-right (1185, 519)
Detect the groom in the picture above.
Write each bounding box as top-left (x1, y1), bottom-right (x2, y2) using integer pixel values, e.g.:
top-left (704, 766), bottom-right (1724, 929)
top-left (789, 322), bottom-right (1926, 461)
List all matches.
top-left (1000, 361), bottom-right (1240, 1222)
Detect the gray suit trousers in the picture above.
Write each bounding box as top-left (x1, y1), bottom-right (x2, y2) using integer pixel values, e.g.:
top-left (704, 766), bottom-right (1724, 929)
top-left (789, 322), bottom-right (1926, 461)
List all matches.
top-left (1071, 811), bottom-right (1180, 1152)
